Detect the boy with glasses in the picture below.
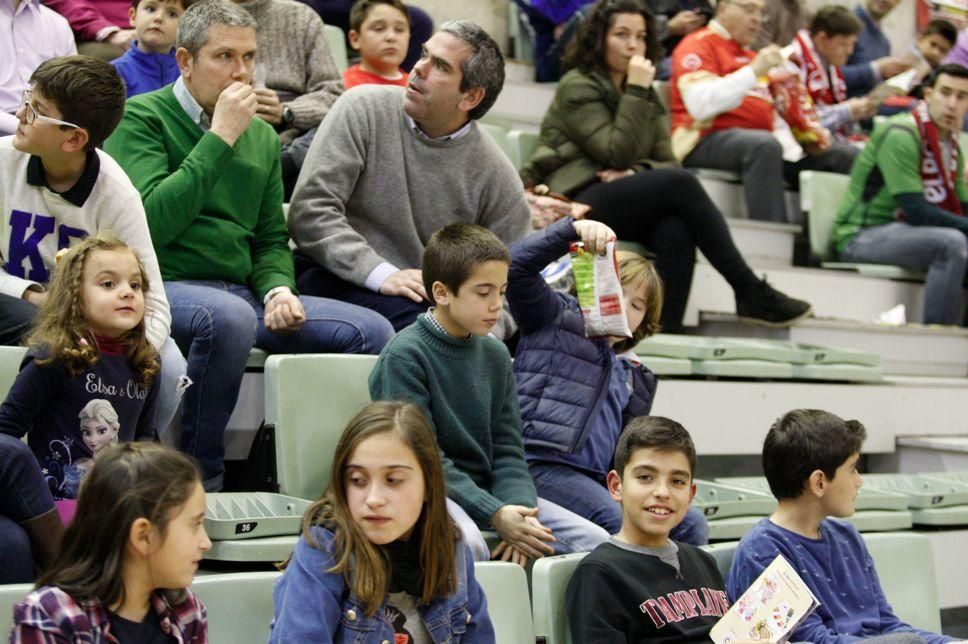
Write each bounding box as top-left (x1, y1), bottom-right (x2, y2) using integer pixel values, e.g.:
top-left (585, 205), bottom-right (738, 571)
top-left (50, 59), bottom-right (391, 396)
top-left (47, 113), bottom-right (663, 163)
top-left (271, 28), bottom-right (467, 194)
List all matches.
top-left (0, 55), bottom-right (184, 430)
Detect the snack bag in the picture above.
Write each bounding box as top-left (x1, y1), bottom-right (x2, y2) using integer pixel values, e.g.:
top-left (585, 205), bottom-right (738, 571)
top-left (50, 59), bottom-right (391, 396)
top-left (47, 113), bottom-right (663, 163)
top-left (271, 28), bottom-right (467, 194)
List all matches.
top-left (768, 68), bottom-right (830, 149)
top-left (570, 241), bottom-right (632, 339)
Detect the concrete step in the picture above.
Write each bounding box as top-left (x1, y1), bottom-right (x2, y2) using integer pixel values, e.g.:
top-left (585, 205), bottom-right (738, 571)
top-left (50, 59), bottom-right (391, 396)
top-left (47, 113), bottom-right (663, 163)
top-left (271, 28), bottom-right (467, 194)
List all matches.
top-left (683, 262), bottom-right (928, 327)
top-left (696, 171), bottom-right (803, 225)
top-left (695, 313), bottom-right (968, 377)
top-left (489, 80), bottom-right (555, 131)
top-left (717, 218), bottom-right (799, 268)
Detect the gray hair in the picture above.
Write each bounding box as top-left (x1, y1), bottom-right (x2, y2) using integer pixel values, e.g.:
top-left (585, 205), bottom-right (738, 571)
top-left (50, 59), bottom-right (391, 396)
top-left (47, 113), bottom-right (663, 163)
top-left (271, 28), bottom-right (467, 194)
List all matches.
top-left (176, 0), bottom-right (257, 58)
top-left (438, 20), bottom-right (505, 120)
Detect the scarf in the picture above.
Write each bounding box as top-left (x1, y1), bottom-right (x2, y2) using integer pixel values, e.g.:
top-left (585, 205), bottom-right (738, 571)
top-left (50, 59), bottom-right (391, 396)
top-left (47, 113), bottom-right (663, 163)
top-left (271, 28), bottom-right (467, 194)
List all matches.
top-left (794, 30), bottom-right (849, 138)
top-left (913, 100), bottom-right (963, 216)
top-left (384, 522), bottom-right (425, 598)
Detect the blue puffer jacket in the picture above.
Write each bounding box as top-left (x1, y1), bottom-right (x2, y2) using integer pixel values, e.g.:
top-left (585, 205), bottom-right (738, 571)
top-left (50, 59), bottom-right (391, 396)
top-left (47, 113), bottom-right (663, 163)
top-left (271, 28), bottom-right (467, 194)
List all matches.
top-left (508, 218), bottom-right (657, 471)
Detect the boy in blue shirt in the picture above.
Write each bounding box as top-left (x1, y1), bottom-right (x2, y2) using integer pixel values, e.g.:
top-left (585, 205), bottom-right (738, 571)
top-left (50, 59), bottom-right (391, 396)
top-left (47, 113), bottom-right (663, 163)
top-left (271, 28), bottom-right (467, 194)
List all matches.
top-left (368, 223), bottom-right (608, 567)
top-left (111, 0), bottom-right (190, 97)
top-left (728, 409), bottom-right (958, 643)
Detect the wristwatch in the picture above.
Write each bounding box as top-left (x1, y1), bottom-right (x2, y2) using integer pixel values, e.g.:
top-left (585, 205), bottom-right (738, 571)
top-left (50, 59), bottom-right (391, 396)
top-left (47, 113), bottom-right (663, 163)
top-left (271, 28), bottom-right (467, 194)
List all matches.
top-left (281, 105), bottom-right (294, 128)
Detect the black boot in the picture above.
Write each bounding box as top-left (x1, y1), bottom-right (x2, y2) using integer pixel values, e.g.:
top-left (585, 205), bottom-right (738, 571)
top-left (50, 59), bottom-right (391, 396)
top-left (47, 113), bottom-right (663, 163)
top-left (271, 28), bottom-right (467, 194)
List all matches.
top-left (735, 279), bottom-right (813, 327)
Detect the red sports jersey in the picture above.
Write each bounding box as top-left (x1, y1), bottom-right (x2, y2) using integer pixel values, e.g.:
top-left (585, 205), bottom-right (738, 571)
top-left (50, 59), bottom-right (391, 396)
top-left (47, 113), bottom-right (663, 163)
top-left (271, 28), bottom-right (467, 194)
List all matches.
top-left (670, 25), bottom-right (775, 138)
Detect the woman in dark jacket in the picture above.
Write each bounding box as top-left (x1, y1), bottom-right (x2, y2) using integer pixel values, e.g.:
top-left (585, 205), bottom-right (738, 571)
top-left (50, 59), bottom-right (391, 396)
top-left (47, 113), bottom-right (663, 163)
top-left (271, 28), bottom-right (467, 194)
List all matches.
top-left (521, 0), bottom-right (811, 331)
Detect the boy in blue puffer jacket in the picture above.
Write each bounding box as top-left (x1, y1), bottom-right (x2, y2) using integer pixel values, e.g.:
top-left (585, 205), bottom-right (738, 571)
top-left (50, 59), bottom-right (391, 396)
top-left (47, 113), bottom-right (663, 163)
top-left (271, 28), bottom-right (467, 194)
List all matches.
top-left (508, 217), bottom-right (708, 544)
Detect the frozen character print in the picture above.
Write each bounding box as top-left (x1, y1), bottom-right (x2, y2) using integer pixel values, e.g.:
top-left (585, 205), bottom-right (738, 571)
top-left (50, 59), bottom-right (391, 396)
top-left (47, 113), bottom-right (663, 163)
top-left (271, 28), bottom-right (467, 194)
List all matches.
top-left (78, 399), bottom-right (120, 458)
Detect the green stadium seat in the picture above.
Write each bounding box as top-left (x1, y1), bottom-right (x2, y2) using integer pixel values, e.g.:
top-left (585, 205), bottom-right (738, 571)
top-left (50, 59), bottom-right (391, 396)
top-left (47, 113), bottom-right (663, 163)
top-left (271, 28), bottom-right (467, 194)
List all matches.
top-left (508, 129), bottom-right (540, 170)
top-left (323, 24), bottom-right (348, 72)
top-left (480, 123), bottom-right (513, 161)
top-left (693, 480), bottom-right (776, 520)
top-left (0, 583), bottom-right (32, 638)
top-left (800, 170), bottom-right (923, 280)
top-left (864, 531), bottom-right (942, 632)
top-left (203, 535), bottom-right (297, 563)
top-left (702, 540), bottom-right (738, 580)
top-left (192, 571), bottom-right (281, 644)
top-left (265, 354), bottom-right (377, 503)
top-left (0, 346), bottom-right (27, 401)
top-left (474, 561), bottom-right (535, 643)
top-left (531, 552), bottom-right (587, 644)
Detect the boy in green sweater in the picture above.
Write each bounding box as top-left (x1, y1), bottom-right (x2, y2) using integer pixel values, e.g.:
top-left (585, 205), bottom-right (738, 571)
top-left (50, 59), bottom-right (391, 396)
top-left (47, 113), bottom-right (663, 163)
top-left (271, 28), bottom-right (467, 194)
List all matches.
top-left (368, 223), bottom-right (608, 567)
top-left (103, 0), bottom-right (393, 489)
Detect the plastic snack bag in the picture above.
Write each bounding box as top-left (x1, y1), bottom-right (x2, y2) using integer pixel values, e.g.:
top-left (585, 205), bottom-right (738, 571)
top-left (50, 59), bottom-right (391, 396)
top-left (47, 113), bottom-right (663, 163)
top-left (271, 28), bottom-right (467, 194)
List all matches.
top-left (571, 241), bottom-right (632, 339)
top-left (768, 68), bottom-right (830, 149)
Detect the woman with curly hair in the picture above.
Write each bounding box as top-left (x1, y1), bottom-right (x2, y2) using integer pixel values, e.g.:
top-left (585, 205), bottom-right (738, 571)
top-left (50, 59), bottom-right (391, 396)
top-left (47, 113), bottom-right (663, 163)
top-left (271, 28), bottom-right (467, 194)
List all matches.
top-left (521, 0), bottom-right (811, 331)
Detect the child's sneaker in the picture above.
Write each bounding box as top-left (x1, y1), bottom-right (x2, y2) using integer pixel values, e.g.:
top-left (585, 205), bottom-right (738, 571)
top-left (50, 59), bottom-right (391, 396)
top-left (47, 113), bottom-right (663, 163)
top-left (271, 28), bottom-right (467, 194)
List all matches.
top-left (735, 279), bottom-right (813, 327)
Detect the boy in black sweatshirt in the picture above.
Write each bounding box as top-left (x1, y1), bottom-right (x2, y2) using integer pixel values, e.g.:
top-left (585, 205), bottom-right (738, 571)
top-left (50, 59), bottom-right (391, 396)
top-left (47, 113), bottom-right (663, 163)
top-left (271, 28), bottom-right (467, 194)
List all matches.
top-left (566, 416), bottom-right (731, 642)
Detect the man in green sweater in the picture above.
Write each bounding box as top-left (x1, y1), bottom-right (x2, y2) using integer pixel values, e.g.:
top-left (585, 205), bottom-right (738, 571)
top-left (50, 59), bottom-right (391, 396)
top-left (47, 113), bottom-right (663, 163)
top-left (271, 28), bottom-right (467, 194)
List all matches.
top-left (833, 63), bottom-right (968, 326)
top-left (368, 223), bottom-right (608, 567)
top-left (104, 0), bottom-right (393, 489)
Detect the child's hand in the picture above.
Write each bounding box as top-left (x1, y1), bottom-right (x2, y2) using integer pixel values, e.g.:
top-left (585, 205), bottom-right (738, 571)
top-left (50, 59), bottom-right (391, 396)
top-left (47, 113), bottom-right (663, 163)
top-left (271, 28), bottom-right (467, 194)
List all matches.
top-left (573, 220), bottom-right (617, 255)
top-left (489, 505), bottom-right (555, 559)
top-left (491, 541), bottom-right (532, 567)
top-left (265, 291), bottom-right (306, 334)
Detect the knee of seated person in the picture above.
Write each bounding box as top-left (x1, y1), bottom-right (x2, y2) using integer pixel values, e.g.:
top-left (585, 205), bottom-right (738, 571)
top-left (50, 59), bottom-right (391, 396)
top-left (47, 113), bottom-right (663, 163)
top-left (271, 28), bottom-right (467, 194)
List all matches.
top-left (199, 296), bottom-right (259, 345)
top-left (740, 130), bottom-right (783, 161)
top-left (0, 432), bottom-right (37, 471)
top-left (462, 527), bottom-right (490, 562)
top-left (0, 518), bottom-right (33, 583)
top-left (935, 228), bottom-right (968, 263)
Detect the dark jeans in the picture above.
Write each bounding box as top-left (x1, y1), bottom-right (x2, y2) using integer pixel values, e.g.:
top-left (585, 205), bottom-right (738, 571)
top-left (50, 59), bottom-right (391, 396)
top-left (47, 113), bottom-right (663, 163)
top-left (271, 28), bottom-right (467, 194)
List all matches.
top-left (297, 264), bottom-right (427, 332)
top-left (301, 0), bottom-right (433, 70)
top-left (574, 168), bottom-right (760, 332)
top-left (0, 433), bottom-right (55, 582)
top-left (0, 292), bottom-right (36, 346)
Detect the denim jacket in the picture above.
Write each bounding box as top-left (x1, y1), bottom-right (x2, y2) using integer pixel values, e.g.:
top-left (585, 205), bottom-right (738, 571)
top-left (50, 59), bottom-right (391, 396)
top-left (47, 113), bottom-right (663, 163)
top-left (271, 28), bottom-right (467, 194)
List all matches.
top-left (268, 527), bottom-right (495, 643)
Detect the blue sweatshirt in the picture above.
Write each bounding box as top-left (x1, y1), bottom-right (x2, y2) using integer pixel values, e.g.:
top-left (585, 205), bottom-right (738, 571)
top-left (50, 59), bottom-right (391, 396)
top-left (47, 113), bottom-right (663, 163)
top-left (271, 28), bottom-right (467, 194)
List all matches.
top-left (111, 44), bottom-right (179, 98)
top-left (727, 518), bottom-right (953, 644)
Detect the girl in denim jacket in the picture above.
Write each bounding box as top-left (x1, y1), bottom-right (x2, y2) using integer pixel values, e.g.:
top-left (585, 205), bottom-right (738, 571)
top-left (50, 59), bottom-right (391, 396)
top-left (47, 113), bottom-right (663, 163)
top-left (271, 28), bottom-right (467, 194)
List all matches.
top-left (269, 401), bottom-right (496, 643)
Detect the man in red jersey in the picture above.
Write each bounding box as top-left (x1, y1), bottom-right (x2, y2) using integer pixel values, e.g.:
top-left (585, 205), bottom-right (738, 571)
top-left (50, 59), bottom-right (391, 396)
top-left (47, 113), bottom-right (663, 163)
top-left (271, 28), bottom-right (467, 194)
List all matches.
top-left (669, 0), bottom-right (856, 223)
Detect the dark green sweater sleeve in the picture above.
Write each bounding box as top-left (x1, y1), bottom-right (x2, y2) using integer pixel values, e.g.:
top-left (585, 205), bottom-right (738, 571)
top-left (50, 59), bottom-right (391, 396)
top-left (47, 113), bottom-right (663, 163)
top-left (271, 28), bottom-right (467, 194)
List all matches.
top-left (104, 100), bottom-right (236, 248)
top-left (248, 140), bottom-right (297, 299)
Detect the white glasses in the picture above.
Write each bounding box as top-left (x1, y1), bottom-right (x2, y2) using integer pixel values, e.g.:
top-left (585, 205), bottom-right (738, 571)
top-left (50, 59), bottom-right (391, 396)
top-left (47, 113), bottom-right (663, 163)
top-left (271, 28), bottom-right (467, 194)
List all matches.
top-left (20, 90), bottom-right (81, 129)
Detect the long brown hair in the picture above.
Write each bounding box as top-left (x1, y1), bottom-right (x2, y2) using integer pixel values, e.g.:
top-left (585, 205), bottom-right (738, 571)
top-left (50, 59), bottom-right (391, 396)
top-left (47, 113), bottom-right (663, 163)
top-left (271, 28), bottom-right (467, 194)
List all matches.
top-left (26, 233), bottom-right (159, 387)
top-left (37, 442), bottom-right (203, 608)
top-left (562, 0), bottom-right (662, 74)
top-left (298, 401), bottom-right (459, 616)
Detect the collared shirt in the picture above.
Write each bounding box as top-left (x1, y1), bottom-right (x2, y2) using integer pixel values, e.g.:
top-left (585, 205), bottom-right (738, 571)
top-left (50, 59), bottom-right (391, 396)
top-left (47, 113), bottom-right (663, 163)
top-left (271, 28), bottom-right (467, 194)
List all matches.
top-left (425, 306), bottom-right (462, 337)
top-left (0, 0), bottom-right (76, 135)
top-left (172, 76), bottom-right (211, 132)
top-left (11, 586), bottom-right (207, 643)
top-left (25, 149), bottom-right (99, 207)
top-left (404, 113), bottom-right (472, 142)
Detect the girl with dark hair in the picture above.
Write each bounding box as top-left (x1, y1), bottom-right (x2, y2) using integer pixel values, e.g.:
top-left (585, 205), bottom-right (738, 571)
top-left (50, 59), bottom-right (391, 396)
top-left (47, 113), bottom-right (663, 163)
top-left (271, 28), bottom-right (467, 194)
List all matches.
top-left (269, 401), bottom-right (495, 643)
top-left (11, 442), bottom-right (211, 641)
top-left (521, 0), bottom-right (812, 332)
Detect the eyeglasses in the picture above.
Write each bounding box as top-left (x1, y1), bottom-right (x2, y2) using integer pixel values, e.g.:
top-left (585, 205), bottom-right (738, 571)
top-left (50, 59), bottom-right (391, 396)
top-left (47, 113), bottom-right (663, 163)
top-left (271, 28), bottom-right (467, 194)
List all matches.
top-left (20, 90), bottom-right (80, 129)
top-left (726, 0), bottom-right (766, 16)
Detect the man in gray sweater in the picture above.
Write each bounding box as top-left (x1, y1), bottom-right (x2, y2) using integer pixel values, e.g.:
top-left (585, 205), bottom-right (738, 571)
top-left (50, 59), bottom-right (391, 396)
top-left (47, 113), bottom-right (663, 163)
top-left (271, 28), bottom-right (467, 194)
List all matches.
top-left (288, 19), bottom-right (531, 331)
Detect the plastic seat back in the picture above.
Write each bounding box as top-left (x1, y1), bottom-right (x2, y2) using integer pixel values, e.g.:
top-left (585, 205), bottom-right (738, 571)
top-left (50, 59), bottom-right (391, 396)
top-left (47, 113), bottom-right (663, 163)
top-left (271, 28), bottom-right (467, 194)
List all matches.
top-left (531, 552), bottom-right (587, 644)
top-left (265, 354), bottom-right (377, 501)
top-left (800, 170), bottom-right (851, 261)
top-left (0, 584), bottom-right (33, 639)
top-left (863, 531), bottom-right (942, 632)
top-left (474, 561), bottom-right (535, 643)
top-left (192, 571), bottom-right (282, 644)
top-left (323, 24), bottom-right (348, 72)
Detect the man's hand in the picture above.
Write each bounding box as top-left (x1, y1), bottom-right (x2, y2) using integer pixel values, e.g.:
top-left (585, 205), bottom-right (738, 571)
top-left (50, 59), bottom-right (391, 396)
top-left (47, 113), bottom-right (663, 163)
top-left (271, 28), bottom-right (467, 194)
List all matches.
top-left (378, 269), bottom-right (427, 303)
top-left (106, 28), bottom-right (136, 49)
top-left (596, 168), bottom-right (634, 183)
top-left (573, 219), bottom-right (617, 255)
top-left (489, 505), bottom-right (556, 559)
top-left (875, 56), bottom-right (913, 79)
top-left (847, 96), bottom-right (877, 120)
top-left (264, 291), bottom-right (306, 334)
top-left (667, 9), bottom-right (706, 36)
top-left (750, 44), bottom-right (783, 77)
top-left (210, 82), bottom-right (258, 147)
top-left (22, 289), bottom-right (46, 306)
top-left (626, 55), bottom-right (656, 88)
top-left (254, 87), bottom-right (284, 125)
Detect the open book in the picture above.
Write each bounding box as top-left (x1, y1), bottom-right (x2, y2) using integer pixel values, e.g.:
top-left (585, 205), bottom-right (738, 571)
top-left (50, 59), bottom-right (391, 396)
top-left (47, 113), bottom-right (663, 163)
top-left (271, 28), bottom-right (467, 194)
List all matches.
top-left (710, 554), bottom-right (819, 643)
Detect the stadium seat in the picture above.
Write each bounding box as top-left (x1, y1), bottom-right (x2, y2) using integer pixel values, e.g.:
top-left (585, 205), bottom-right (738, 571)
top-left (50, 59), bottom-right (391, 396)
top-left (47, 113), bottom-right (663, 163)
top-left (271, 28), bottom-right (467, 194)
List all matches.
top-left (480, 123), bottom-right (514, 162)
top-left (864, 531), bottom-right (942, 632)
top-left (265, 354), bottom-right (377, 502)
top-left (324, 24), bottom-right (348, 72)
top-left (531, 552), bottom-right (586, 644)
top-left (474, 561), bottom-right (535, 643)
top-left (508, 129), bottom-right (540, 170)
top-left (800, 170), bottom-right (923, 280)
top-left (0, 583), bottom-right (32, 638)
top-left (192, 571), bottom-right (281, 644)
top-left (0, 346), bottom-right (27, 402)
top-left (702, 540), bottom-right (738, 580)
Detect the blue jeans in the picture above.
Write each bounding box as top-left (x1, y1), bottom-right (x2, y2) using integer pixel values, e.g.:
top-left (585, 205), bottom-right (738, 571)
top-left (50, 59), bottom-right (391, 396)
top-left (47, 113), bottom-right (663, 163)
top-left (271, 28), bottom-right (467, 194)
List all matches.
top-left (530, 462), bottom-right (710, 546)
top-left (0, 433), bottom-right (55, 582)
top-left (841, 222), bottom-right (968, 325)
top-left (164, 281), bottom-right (394, 486)
top-left (446, 497), bottom-right (609, 562)
top-left (154, 337), bottom-right (187, 439)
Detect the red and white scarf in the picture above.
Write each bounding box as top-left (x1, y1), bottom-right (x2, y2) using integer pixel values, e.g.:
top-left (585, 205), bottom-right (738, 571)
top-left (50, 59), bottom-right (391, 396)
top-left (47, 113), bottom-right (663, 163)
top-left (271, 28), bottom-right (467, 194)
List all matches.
top-left (794, 30), bottom-right (847, 108)
top-left (913, 100), bottom-right (963, 216)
